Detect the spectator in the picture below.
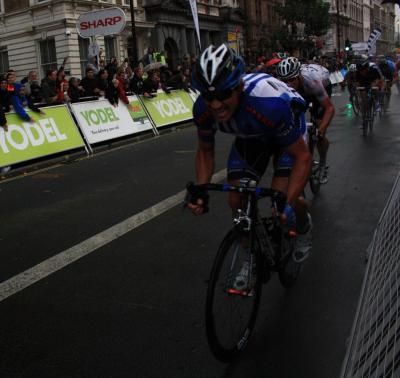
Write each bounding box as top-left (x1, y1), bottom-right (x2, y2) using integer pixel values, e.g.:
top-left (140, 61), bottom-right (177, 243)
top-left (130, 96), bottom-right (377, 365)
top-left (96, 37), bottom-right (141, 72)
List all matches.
top-left (86, 56), bottom-right (99, 75)
top-left (0, 77), bottom-right (11, 113)
top-left (24, 71), bottom-right (41, 97)
top-left (142, 70), bottom-right (161, 94)
top-left (67, 77), bottom-right (85, 103)
top-left (142, 47), bottom-right (155, 66)
top-left (116, 67), bottom-right (130, 92)
top-left (80, 67), bottom-right (100, 97)
top-left (0, 77), bottom-right (8, 132)
top-left (56, 69), bottom-right (68, 103)
top-left (41, 69), bottom-right (59, 105)
top-left (28, 81), bottom-right (43, 104)
top-left (105, 57), bottom-right (118, 79)
top-left (166, 67), bottom-right (192, 92)
top-left (105, 78), bottom-right (120, 107)
top-left (6, 70), bottom-right (17, 92)
top-left (130, 67), bottom-right (153, 97)
top-left (96, 69), bottom-right (110, 96)
top-left (113, 70), bottom-right (134, 111)
top-left (11, 83), bottom-right (44, 123)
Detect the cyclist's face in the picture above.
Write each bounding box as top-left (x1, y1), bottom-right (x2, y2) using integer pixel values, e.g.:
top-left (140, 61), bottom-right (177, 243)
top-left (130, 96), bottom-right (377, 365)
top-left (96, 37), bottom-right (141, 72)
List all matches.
top-left (284, 76), bottom-right (300, 90)
top-left (205, 86), bottom-right (242, 123)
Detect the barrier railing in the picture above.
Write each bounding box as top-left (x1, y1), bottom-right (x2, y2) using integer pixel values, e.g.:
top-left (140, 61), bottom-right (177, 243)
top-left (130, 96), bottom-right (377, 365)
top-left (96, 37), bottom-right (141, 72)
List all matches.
top-left (341, 173), bottom-right (400, 377)
top-left (0, 89), bottom-right (199, 170)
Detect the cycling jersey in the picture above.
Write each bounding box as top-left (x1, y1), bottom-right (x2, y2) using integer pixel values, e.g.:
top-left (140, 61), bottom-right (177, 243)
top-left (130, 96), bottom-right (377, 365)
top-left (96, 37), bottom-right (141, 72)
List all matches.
top-left (356, 64), bottom-right (383, 88)
top-left (193, 73), bottom-right (307, 146)
top-left (378, 62), bottom-right (394, 81)
top-left (299, 64), bottom-right (331, 103)
top-left (193, 73), bottom-right (307, 180)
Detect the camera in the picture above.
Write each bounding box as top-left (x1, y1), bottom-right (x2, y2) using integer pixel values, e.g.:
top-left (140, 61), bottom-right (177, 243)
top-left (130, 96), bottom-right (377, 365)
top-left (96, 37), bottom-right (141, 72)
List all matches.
top-left (65, 30), bottom-right (71, 36)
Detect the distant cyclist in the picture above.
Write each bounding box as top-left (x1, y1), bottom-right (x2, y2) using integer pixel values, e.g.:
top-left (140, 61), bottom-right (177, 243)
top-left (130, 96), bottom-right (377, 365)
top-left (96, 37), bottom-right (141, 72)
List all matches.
top-left (189, 44), bottom-right (313, 268)
top-left (277, 57), bottom-right (335, 184)
top-left (342, 63), bottom-right (358, 102)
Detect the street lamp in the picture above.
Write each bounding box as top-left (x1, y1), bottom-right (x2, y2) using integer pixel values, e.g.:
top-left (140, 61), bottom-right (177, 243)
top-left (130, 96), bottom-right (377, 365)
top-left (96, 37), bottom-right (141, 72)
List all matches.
top-left (129, 0), bottom-right (138, 66)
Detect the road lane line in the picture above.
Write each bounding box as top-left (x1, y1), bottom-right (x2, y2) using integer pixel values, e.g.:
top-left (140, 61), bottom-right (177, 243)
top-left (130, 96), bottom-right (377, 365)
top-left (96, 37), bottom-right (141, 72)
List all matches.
top-left (0, 169), bottom-right (227, 302)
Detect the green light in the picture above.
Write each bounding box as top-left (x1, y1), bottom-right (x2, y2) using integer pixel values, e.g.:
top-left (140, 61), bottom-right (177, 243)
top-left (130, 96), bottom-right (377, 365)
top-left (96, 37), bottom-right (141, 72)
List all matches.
top-left (346, 103), bottom-right (353, 109)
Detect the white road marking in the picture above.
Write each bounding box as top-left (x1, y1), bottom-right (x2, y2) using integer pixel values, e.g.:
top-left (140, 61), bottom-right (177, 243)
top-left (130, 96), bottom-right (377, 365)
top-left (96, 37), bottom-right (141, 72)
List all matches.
top-left (0, 169), bottom-right (227, 302)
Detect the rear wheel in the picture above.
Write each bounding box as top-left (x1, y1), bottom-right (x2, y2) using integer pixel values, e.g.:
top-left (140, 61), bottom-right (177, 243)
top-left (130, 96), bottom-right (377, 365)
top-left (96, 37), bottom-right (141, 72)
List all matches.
top-left (205, 228), bottom-right (262, 362)
top-left (351, 91), bottom-right (360, 116)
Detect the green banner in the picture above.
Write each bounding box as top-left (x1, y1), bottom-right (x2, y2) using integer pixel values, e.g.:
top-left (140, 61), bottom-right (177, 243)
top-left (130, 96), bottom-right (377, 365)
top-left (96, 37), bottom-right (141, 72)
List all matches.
top-left (0, 106), bottom-right (85, 167)
top-left (140, 90), bottom-right (193, 127)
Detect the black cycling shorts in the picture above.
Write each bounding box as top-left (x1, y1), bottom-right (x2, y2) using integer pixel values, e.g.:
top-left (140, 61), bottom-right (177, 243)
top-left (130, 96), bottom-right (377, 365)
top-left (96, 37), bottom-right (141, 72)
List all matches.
top-left (227, 137), bottom-right (275, 181)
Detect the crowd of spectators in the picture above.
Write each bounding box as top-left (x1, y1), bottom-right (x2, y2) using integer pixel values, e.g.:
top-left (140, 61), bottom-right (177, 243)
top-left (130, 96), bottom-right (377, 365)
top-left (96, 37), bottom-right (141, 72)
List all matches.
top-left (0, 50), bottom-right (196, 137)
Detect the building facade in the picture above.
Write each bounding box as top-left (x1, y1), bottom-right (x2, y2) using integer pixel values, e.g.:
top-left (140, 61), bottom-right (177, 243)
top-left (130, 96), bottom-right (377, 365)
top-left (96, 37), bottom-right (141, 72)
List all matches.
top-left (0, 0), bottom-right (157, 80)
top-left (323, 0), bottom-right (395, 55)
top-left (0, 0), bottom-right (243, 80)
top-left (240, 0), bottom-right (282, 60)
top-left (142, 0), bottom-right (244, 69)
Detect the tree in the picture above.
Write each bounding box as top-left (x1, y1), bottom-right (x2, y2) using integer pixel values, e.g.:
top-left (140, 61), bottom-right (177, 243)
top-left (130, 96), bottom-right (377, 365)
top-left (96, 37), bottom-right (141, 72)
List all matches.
top-left (273, 0), bottom-right (331, 55)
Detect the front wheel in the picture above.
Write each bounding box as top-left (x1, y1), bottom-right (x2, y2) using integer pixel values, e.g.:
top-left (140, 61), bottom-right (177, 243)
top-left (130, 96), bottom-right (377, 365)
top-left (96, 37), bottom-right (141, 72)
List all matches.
top-left (205, 228), bottom-right (262, 362)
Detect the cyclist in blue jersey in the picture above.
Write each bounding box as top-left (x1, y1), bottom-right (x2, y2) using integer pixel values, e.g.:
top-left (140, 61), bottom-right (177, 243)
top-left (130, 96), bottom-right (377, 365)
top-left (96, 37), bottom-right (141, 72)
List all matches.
top-left (188, 44), bottom-right (313, 263)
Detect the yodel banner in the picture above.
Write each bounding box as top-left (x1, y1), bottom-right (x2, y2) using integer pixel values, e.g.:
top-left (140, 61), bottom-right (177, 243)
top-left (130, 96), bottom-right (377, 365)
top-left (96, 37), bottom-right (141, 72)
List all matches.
top-left (70, 96), bottom-right (153, 145)
top-left (139, 90), bottom-right (194, 128)
top-left (0, 105), bottom-right (85, 168)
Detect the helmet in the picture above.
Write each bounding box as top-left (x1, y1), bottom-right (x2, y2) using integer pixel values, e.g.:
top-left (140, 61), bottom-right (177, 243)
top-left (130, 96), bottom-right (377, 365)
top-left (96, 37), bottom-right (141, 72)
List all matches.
top-left (358, 60), bottom-right (370, 70)
top-left (276, 57), bottom-right (301, 80)
top-left (266, 58), bottom-right (281, 67)
top-left (349, 64), bottom-right (357, 72)
top-left (191, 44), bottom-right (245, 94)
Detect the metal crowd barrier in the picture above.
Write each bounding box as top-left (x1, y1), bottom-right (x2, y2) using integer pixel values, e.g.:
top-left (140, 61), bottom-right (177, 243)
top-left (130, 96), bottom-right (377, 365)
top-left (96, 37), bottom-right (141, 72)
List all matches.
top-left (341, 173), bottom-right (400, 377)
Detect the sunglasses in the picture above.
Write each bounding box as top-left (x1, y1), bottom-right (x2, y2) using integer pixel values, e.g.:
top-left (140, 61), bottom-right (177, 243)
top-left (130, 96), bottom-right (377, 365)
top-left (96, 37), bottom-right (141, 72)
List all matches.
top-left (283, 76), bottom-right (299, 84)
top-left (203, 88), bottom-right (235, 102)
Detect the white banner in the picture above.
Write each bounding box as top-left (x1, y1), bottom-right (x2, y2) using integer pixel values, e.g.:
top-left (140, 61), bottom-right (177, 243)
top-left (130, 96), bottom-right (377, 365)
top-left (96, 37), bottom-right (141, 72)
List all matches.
top-left (71, 98), bottom-right (152, 145)
top-left (188, 0), bottom-right (201, 50)
top-left (366, 28), bottom-right (382, 54)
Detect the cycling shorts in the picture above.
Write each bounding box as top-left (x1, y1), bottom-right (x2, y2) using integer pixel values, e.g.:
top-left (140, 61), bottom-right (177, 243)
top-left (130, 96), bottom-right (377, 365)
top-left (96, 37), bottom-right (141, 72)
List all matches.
top-left (227, 137), bottom-right (275, 181)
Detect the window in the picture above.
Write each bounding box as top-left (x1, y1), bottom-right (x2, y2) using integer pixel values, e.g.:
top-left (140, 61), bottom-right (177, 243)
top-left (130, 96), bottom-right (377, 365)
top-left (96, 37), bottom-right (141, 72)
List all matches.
top-left (78, 37), bottom-right (90, 77)
top-left (0, 47), bottom-right (9, 76)
top-left (39, 38), bottom-right (57, 78)
top-left (123, 0), bottom-right (137, 5)
top-left (104, 36), bottom-right (116, 63)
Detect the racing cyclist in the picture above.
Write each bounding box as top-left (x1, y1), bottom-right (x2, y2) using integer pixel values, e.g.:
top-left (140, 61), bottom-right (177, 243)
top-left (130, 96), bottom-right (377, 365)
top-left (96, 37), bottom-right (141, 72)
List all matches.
top-left (277, 57), bottom-right (335, 184)
top-left (342, 63), bottom-right (358, 103)
top-left (356, 60), bottom-right (385, 113)
top-left (188, 44), bottom-right (313, 276)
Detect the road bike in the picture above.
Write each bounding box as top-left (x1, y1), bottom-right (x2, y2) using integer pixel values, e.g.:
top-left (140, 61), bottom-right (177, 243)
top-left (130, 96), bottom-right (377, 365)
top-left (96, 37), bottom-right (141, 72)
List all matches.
top-left (349, 85), bottom-right (360, 116)
top-left (307, 118), bottom-right (323, 195)
top-left (357, 87), bottom-right (378, 138)
top-left (185, 180), bottom-right (302, 362)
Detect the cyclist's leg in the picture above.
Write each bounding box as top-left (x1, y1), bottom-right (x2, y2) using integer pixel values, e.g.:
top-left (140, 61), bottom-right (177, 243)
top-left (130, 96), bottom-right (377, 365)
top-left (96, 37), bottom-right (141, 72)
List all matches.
top-left (313, 102), bottom-right (330, 180)
top-left (226, 138), bottom-right (272, 212)
top-left (271, 151), bottom-right (310, 230)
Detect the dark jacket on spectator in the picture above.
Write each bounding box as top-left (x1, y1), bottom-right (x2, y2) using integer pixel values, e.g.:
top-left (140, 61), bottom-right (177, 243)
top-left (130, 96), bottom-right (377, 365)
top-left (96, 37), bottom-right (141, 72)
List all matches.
top-left (0, 88), bottom-right (11, 113)
top-left (41, 77), bottom-right (58, 104)
top-left (97, 78), bottom-right (109, 93)
top-left (28, 82), bottom-right (43, 104)
top-left (105, 61), bottom-right (118, 79)
top-left (142, 78), bottom-right (160, 94)
top-left (105, 85), bottom-right (119, 106)
top-left (130, 75), bottom-right (145, 94)
top-left (80, 77), bottom-right (98, 97)
top-left (68, 86), bottom-right (85, 103)
top-left (166, 73), bottom-right (190, 91)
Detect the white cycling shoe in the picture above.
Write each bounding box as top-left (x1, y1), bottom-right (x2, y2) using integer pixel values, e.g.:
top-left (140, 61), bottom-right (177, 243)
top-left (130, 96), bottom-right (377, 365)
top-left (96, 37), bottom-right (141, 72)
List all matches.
top-left (293, 214), bottom-right (313, 263)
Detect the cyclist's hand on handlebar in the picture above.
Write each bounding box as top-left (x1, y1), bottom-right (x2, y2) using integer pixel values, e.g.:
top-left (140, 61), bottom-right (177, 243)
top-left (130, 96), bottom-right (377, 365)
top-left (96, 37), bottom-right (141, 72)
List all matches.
top-left (279, 203), bottom-right (297, 229)
top-left (187, 199), bottom-right (207, 215)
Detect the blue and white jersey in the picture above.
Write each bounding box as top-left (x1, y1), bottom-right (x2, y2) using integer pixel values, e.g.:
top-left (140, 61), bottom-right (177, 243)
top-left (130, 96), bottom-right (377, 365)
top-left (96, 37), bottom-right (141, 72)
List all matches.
top-left (193, 73), bottom-right (307, 147)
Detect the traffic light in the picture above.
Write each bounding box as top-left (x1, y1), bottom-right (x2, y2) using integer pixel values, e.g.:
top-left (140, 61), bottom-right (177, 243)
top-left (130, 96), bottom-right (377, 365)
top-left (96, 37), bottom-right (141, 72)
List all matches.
top-left (345, 38), bottom-right (352, 52)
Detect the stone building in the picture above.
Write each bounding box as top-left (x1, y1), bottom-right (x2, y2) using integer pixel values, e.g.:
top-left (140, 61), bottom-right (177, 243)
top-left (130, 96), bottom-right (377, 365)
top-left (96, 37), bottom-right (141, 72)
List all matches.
top-left (142, 0), bottom-right (244, 69)
top-left (323, 0), bottom-right (395, 55)
top-left (0, 0), bottom-right (157, 80)
top-left (240, 0), bottom-right (283, 60)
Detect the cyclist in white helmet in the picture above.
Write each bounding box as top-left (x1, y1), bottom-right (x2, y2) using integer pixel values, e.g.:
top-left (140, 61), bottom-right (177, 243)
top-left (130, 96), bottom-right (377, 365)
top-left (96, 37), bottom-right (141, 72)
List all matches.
top-left (188, 44), bottom-right (313, 269)
top-left (277, 57), bottom-right (335, 184)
